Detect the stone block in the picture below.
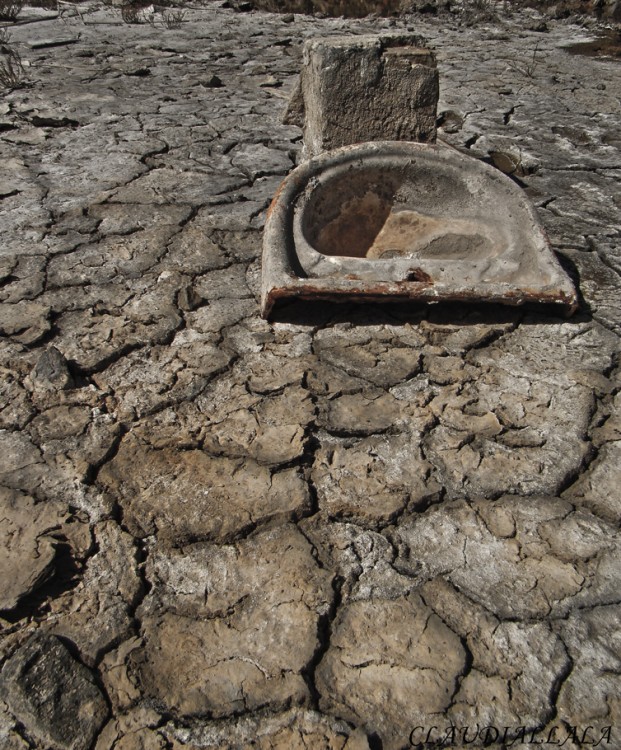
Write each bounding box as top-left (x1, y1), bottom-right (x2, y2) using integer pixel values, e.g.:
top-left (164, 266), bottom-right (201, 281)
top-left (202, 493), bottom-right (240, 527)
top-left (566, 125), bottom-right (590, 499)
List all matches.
top-left (292, 33), bottom-right (439, 158)
top-left (0, 634), bottom-right (108, 750)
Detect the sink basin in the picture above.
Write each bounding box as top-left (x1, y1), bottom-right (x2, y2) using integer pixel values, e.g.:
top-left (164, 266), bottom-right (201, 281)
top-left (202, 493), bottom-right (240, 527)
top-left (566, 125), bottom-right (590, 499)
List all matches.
top-left (261, 141), bottom-right (578, 318)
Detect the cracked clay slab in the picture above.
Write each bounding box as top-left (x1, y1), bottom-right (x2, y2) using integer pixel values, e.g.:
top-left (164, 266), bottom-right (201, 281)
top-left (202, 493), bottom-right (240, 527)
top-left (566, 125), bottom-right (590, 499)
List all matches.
top-left (261, 141), bottom-right (578, 318)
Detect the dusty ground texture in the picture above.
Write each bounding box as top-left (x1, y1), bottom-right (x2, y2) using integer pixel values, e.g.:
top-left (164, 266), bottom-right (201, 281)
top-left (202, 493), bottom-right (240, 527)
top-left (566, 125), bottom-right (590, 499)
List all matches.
top-left (0, 1), bottom-right (620, 748)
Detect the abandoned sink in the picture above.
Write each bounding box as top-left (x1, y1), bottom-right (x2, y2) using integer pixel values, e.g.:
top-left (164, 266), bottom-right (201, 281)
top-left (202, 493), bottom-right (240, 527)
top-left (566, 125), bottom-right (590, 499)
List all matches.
top-left (261, 141), bottom-right (578, 318)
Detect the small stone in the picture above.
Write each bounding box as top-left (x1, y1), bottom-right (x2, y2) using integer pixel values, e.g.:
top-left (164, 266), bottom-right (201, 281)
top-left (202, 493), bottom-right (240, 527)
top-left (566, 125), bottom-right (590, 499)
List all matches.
top-left (176, 283), bottom-right (201, 311)
top-left (28, 37), bottom-right (80, 50)
top-left (0, 633), bottom-right (108, 750)
top-left (436, 109), bottom-right (463, 133)
top-left (260, 75), bottom-right (282, 88)
top-left (123, 67), bottom-right (150, 77)
top-left (30, 347), bottom-right (74, 391)
top-left (204, 74), bottom-right (223, 88)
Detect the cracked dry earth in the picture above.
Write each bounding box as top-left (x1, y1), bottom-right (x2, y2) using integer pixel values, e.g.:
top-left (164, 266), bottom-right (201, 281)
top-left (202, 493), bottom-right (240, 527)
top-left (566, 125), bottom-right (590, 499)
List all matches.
top-left (0, 2), bottom-right (621, 749)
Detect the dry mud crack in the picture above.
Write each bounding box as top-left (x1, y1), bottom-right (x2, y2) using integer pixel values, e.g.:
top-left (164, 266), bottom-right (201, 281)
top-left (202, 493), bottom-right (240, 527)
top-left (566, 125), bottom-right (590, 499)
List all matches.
top-left (1, 2), bottom-right (621, 749)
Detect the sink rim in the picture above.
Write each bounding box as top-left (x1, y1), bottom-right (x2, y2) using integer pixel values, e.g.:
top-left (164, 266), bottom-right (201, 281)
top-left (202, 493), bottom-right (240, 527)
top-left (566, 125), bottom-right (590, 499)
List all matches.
top-left (261, 141), bottom-right (578, 318)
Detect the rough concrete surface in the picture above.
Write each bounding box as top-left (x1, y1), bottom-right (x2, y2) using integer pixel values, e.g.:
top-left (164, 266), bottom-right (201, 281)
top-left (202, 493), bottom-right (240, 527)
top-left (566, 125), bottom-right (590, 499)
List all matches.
top-left (0, 2), bottom-right (620, 749)
top-left (295, 34), bottom-right (439, 156)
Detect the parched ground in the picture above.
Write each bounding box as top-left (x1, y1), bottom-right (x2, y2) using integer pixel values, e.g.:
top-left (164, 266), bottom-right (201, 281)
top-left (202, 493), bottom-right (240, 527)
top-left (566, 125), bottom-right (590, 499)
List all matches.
top-left (0, 2), bottom-right (620, 749)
